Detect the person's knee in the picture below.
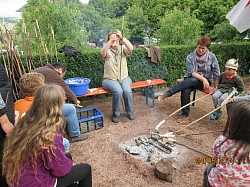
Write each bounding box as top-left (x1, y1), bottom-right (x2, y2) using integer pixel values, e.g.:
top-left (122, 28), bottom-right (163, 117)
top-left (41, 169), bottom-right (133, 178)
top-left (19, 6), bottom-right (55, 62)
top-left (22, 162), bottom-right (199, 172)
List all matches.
top-left (79, 163), bottom-right (92, 173)
top-left (123, 88), bottom-right (132, 96)
top-left (113, 87), bottom-right (123, 96)
top-left (212, 95), bottom-right (219, 100)
top-left (63, 104), bottom-right (76, 115)
top-left (218, 97), bottom-right (225, 104)
top-left (186, 77), bottom-right (199, 85)
top-left (182, 88), bottom-right (192, 96)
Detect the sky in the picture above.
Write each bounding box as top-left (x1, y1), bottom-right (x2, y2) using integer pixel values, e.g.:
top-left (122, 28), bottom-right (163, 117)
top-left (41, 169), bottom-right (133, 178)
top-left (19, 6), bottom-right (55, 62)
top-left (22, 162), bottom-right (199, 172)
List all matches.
top-left (0, 0), bottom-right (89, 17)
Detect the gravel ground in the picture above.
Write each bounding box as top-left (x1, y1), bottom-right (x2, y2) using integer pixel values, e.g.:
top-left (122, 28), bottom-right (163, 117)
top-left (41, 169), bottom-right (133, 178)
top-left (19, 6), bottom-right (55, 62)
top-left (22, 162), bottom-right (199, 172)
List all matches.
top-left (70, 75), bottom-right (250, 187)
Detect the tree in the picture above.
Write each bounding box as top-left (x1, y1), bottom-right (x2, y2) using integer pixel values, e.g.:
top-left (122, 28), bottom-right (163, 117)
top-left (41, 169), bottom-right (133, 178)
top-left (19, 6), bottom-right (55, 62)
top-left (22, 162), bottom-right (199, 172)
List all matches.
top-left (124, 5), bottom-right (148, 41)
top-left (88, 0), bottom-right (133, 18)
top-left (133, 0), bottom-right (197, 33)
top-left (155, 8), bottom-right (203, 45)
top-left (193, 0), bottom-right (237, 32)
top-left (16, 0), bottom-right (88, 55)
top-left (209, 21), bottom-right (248, 42)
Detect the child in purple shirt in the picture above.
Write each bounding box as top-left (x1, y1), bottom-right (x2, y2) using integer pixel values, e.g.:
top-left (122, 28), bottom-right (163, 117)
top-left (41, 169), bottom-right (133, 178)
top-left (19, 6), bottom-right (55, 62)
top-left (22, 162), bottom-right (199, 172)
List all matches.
top-left (2, 84), bottom-right (92, 187)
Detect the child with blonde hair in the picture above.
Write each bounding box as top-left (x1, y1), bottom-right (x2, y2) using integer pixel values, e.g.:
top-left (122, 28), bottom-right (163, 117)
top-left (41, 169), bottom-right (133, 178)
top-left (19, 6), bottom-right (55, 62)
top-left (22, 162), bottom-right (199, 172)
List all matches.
top-left (14, 72), bottom-right (70, 152)
top-left (3, 84), bottom-right (92, 187)
top-left (14, 72), bottom-right (45, 122)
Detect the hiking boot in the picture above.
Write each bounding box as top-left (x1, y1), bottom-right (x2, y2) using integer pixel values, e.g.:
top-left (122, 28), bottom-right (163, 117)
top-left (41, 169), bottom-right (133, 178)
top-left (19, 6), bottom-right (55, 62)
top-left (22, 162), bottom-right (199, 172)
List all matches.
top-left (154, 91), bottom-right (164, 98)
top-left (127, 113), bottom-right (136, 120)
top-left (112, 116), bottom-right (120, 123)
top-left (69, 134), bottom-right (88, 143)
top-left (215, 111), bottom-right (222, 120)
top-left (209, 112), bottom-right (217, 120)
top-left (158, 93), bottom-right (167, 101)
top-left (177, 115), bottom-right (189, 123)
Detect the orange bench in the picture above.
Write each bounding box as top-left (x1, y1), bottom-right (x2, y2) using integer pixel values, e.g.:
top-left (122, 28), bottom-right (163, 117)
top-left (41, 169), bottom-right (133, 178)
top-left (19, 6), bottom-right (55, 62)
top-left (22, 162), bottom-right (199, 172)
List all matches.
top-left (77, 79), bottom-right (166, 107)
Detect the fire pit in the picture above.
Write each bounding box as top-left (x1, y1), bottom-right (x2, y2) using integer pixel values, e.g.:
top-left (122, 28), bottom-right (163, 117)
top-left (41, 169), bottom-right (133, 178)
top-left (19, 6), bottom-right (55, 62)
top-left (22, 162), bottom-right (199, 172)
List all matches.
top-left (119, 133), bottom-right (190, 182)
top-left (119, 132), bottom-right (188, 165)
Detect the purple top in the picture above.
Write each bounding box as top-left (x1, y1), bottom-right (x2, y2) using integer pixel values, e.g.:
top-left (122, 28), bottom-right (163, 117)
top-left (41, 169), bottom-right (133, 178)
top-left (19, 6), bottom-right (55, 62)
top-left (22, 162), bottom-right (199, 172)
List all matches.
top-left (15, 133), bottom-right (72, 187)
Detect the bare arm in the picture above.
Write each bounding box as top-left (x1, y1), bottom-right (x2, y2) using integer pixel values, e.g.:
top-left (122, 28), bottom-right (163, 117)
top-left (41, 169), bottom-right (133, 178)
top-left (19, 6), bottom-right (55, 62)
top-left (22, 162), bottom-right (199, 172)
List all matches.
top-left (100, 38), bottom-right (115, 58)
top-left (191, 72), bottom-right (210, 90)
top-left (0, 114), bottom-right (14, 137)
top-left (116, 30), bottom-right (133, 54)
top-left (213, 79), bottom-right (219, 88)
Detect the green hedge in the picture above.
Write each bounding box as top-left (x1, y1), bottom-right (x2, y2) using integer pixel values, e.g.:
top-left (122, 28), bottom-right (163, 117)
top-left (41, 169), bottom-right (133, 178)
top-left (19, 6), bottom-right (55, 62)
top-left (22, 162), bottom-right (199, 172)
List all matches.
top-left (2, 42), bottom-right (250, 88)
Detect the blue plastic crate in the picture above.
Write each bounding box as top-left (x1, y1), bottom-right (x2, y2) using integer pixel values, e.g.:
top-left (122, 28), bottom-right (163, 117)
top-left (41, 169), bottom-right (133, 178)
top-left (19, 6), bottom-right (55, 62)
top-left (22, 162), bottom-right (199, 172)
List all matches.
top-left (65, 77), bottom-right (91, 96)
top-left (77, 108), bottom-right (103, 133)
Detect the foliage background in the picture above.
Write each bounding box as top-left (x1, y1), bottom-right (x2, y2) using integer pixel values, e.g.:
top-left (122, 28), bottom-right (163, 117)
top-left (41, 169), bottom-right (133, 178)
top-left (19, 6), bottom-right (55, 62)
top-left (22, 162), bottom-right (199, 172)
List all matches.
top-left (11, 42), bottom-right (248, 89)
top-left (1, 0), bottom-right (250, 99)
top-left (7, 0), bottom-right (249, 52)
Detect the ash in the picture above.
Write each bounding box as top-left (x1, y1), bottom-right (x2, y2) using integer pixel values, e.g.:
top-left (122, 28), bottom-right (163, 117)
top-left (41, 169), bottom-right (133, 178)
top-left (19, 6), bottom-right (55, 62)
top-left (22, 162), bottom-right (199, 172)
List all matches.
top-left (119, 134), bottom-right (185, 165)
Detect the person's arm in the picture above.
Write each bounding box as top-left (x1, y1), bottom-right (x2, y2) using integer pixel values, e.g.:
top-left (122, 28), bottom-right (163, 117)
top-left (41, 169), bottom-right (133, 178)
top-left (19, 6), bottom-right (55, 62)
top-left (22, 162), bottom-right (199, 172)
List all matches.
top-left (235, 76), bottom-right (245, 94)
top-left (44, 134), bottom-right (73, 177)
top-left (53, 74), bottom-right (78, 104)
top-left (191, 72), bottom-right (210, 90)
top-left (232, 94), bottom-right (250, 102)
top-left (211, 54), bottom-right (220, 88)
top-left (211, 135), bottom-right (225, 157)
top-left (116, 30), bottom-right (133, 55)
top-left (0, 114), bottom-right (14, 137)
top-left (0, 92), bottom-right (14, 137)
top-left (185, 53), bottom-right (210, 89)
top-left (100, 35), bottom-right (116, 58)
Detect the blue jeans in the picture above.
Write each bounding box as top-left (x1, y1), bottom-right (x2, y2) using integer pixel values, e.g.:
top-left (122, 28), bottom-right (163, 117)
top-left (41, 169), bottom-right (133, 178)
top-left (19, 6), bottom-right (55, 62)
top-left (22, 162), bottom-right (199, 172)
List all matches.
top-left (63, 104), bottom-right (80, 137)
top-left (212, 90), bottom-right (228, 108)
top-left (166, 77), bottom-right (210, 116)
top-left (102, 77), bottom-right (133, 117)
top-left (63, 138), bottom-right (70, 152)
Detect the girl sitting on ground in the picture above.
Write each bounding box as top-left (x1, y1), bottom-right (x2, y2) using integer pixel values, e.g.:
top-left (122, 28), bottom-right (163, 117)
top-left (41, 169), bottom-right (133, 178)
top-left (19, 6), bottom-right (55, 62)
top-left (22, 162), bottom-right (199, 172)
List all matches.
top-left (2, 84), bottom-right (92, 187)
top-left (203, 100), bottom-right (250, 187)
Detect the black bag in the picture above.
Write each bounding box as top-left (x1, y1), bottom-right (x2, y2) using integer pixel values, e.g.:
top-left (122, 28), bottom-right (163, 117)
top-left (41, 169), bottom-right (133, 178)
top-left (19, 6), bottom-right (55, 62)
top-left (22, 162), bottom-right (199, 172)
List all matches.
top-left (59, 45), bottom-right (82, 57)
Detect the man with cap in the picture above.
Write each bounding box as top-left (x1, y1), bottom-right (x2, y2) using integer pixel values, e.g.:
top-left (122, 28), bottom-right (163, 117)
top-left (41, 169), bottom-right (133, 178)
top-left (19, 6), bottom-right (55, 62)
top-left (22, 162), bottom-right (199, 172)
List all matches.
top-left (210, 58), bottom-right (245, 120)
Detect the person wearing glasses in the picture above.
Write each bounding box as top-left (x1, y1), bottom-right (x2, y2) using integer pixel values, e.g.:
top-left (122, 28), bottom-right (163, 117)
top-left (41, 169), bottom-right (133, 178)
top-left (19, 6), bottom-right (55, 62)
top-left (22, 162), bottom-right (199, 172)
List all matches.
top-left (100, 30), bottom-right (135, 123)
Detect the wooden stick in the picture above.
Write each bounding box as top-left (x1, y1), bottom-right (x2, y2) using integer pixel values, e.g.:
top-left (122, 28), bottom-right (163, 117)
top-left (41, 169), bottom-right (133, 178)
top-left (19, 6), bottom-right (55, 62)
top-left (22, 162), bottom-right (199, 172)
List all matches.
top-left (120, 16), bottom-right (125, 82)
top-left (122, 16), bottom-right (124, 31)
top-left (174, 140), bottom-right (213, 157)
top-left (156, 94), bottom-right (211, 132)
top-left (51, 26), bottom-right (58, 62)
top-left (175, 88), bottom-right (237, 133)
top-left (177, 130), bottom-right (223, 137)
top-left (36, 19), bottom-right (48, 64)
top-left (34, 26), bottom-right (43, 66)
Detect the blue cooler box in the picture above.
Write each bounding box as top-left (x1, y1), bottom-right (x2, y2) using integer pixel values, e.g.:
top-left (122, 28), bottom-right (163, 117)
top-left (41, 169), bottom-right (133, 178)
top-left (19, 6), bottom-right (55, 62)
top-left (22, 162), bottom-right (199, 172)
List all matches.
top-left (65, 77), bottom-right (91, 96)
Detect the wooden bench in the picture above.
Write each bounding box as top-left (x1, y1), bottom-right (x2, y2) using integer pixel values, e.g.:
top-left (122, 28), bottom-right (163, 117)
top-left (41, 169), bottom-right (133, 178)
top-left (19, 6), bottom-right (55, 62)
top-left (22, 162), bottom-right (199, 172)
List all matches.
top-left (77, 79), bottom-right (166, 108)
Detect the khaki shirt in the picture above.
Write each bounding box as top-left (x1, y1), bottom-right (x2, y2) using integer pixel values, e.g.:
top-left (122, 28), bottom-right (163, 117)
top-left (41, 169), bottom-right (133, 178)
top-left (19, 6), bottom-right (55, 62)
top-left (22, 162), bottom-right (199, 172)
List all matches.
top-left (103, 45), bottom-right (130, 82)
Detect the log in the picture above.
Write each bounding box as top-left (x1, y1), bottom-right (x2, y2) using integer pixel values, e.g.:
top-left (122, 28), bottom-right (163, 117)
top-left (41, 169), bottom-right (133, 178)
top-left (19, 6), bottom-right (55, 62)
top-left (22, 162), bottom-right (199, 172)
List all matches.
top-left (154, 157), bottom-right (176, 183)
